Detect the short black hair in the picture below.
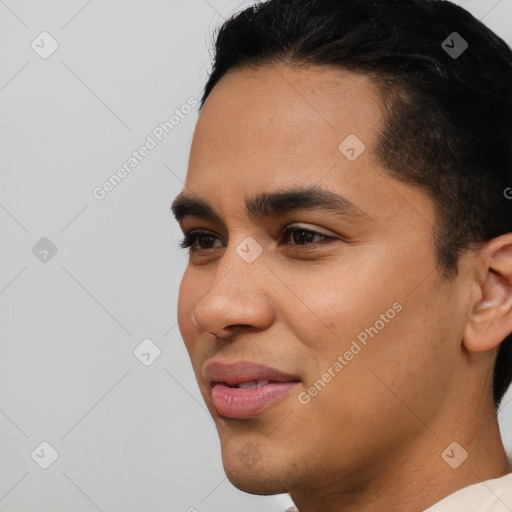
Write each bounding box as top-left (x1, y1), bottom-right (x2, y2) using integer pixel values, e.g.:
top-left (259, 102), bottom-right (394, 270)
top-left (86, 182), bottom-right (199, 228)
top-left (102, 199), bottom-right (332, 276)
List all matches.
top-left (199, 0), bottom-right (512, 409)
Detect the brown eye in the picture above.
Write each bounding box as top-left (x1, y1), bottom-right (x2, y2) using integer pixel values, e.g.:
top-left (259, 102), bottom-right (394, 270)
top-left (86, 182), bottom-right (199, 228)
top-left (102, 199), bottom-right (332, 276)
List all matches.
top-left (179, 231), bottom-right (223, 251)
top-left (178, 226), bottom-right (337, 254)
top-left (282, 227), bottom-right (334, 246)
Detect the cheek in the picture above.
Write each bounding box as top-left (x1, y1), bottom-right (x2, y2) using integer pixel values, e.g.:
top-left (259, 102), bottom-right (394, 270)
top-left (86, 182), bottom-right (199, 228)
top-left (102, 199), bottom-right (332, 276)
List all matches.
top-left (177, 269), bottom-right (202, 351)
top-left (327, 280), bottom-right (457, 416)
top-left (177, 270), bottom-right (192, 321)
top-left (285, 250), bottom-right (457, 404)
top-left (281, 254), bottom-right (407, 356)
top-left (286, 282), bottom-right (456, 461)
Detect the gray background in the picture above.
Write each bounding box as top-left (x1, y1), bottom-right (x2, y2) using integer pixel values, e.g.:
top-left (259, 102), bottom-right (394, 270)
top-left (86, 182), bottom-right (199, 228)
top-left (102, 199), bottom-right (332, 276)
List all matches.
top-left (0, 1), bottom-right (511, 511)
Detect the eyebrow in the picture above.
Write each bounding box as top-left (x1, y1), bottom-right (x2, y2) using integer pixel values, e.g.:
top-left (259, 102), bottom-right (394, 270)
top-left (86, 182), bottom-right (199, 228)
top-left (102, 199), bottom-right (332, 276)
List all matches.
top-left (170, 186), bottom-right (372, 224)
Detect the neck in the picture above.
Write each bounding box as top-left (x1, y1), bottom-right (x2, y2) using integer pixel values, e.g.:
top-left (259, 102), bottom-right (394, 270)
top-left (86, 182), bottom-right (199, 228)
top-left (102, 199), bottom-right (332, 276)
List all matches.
top-left (289, 402), bottom-right (511, 512)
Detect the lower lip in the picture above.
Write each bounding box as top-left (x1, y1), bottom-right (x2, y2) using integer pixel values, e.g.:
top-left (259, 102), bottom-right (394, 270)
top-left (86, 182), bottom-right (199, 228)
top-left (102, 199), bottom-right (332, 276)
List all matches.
top-left (211, 382), bottom-right (300, 419)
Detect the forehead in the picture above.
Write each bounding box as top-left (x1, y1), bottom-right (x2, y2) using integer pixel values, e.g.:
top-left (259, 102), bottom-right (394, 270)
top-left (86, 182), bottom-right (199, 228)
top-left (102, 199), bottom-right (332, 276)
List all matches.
top-left (181, 63), bottom-right (433, 225)
top-left (191, 63), bottom-right (383, 164)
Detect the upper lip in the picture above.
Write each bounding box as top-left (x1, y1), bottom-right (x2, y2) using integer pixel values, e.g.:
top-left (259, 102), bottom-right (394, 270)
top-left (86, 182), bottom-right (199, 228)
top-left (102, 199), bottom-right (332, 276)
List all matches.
top-left (205, 360), bottom-right (301, 386)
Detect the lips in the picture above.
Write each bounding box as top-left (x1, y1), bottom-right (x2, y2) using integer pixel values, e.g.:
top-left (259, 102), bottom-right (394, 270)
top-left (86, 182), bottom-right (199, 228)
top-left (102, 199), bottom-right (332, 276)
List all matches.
top-left (205, 360), bottom-right (301, 419)
top-left (205, 360), bottom-right (300, 387)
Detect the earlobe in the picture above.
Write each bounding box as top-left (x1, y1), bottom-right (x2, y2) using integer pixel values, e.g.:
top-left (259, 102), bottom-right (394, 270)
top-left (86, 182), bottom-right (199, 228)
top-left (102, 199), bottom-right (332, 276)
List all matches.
top-left (463, 234), bottom-right (512, 353)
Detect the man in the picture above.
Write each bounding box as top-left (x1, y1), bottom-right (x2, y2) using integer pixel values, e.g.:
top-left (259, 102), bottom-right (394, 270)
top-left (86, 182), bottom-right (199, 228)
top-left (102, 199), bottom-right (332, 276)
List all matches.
top-left (170, 0), bottom-right (512, 510)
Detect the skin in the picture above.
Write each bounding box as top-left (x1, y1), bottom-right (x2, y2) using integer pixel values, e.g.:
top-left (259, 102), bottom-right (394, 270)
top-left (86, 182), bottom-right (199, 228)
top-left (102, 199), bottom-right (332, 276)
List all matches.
top-left (173, 63), bottom-right (512, 512)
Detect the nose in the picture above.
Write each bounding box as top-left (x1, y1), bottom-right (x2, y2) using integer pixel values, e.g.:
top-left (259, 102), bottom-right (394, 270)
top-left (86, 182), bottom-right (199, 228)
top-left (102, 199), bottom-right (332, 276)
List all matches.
top-left (192, 245), bottom-right (275, 339)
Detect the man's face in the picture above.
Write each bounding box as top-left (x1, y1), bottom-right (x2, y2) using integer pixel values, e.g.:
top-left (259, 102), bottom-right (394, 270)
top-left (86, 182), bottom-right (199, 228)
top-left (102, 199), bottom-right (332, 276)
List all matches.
top-left (174, 64), bottom-right (470, 495)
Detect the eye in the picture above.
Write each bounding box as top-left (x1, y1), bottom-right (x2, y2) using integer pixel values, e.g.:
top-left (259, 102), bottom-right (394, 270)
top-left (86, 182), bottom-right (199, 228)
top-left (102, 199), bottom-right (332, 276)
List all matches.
top-left (281, 226), bottom-right (336, 247)
top-left (178, 225), bottom-right (337, 253)
top-left (178, 230), bottom-right (223, 251)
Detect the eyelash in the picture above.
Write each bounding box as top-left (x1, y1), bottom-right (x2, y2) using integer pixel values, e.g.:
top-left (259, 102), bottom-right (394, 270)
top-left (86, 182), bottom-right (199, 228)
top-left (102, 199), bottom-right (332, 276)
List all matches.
top-left (178, 227), bottom-right (337, 253)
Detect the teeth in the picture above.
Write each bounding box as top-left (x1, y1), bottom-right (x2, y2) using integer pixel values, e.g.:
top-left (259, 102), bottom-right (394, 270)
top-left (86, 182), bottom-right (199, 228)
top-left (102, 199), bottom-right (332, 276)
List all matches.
top-left (238, 381), bottom-right (257, 388)
top-left (237, 379), bottom-right (270, 388)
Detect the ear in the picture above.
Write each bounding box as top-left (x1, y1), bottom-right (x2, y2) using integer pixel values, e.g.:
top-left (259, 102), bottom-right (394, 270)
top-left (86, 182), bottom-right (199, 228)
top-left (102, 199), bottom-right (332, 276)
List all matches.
top-left (463, 233), bottom-right (512, 352)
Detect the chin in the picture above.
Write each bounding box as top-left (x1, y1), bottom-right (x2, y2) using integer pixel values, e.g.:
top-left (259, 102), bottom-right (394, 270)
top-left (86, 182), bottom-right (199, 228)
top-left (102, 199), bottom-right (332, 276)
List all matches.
top-left (224, 464), bottom-right (290, 496)
top-left (220, 442), bottom-right (292, 496)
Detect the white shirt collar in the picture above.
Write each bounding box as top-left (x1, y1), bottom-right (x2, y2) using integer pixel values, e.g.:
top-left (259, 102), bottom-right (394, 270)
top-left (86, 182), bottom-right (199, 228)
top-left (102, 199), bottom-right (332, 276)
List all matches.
top-left (283, 472), bottom-right (512, 512)
top-left (423, 472), bottom-right (512, 512)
